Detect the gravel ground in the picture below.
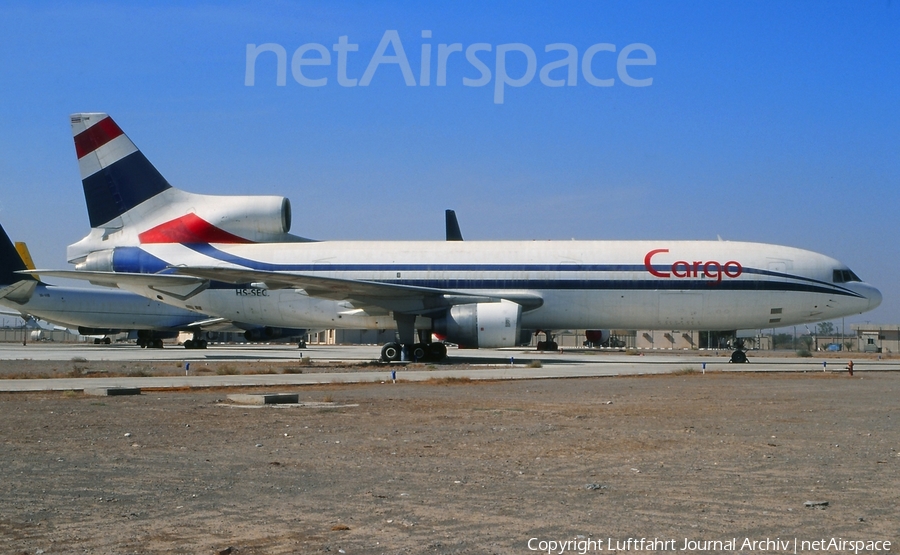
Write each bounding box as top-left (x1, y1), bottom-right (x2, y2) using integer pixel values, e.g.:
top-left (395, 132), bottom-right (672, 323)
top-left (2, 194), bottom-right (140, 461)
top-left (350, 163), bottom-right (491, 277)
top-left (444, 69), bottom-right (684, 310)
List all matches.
top-left (0, 369), bottom-right (897, 554)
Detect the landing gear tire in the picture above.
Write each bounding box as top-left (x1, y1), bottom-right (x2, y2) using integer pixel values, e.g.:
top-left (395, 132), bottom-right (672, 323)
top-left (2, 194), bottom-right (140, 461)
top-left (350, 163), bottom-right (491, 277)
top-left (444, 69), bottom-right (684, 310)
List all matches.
top-left (298, 340), bottom-right (306, 349)
top-left (537, 341), bottom-right (558, 351)
top-left (184, 340), bottom-right (194, 349)
top-left (411, 343), bottom-right (427, 361)
top-left (381, 342), bottom-right (402, 362)
top-left (730, 350), bottom-right (748, 363)
top-left (152, 339), bottom-right (164, 349)
top-left (428, 342), bottom-right (448, 361)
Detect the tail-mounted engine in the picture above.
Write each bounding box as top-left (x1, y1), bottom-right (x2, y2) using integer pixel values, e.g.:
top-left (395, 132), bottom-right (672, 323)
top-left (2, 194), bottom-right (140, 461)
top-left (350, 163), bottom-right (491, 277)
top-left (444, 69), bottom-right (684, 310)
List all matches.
top-left (133, 194), bottom-right (292, 245)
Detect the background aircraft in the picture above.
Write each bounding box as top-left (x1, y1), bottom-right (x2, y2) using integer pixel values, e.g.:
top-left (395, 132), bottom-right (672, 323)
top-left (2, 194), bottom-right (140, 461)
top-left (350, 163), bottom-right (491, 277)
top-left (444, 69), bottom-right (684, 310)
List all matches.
top-left (2, 223), bottom-right (307, 348)
top-left (0, 222), bottom-right (212, 347)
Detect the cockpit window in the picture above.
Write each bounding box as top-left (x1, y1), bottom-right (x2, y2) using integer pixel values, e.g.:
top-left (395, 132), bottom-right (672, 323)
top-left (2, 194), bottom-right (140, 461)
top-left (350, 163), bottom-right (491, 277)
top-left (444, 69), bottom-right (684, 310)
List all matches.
top-left (833, 269), bottom-right (861, 283)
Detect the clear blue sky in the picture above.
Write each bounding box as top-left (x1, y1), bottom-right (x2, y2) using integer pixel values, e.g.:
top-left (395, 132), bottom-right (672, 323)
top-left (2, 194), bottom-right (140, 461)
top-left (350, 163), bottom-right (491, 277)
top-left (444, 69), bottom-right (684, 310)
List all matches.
top-left (1, 1), bottom-right (897, 329)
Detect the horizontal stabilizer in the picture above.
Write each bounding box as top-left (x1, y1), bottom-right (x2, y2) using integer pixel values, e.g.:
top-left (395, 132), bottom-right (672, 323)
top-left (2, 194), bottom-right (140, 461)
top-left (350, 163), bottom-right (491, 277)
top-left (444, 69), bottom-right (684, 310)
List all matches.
top-left (23, 269), bottom-right (209, 301)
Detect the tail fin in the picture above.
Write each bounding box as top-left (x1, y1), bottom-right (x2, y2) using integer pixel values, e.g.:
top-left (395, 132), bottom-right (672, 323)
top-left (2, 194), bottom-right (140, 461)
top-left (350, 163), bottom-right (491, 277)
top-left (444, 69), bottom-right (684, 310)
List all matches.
top-left (67, 113), bottom-right (309, 263)
top-left (14, 242), bottom-right (40, 281)
top-left (0, 224), bottom-right (36, 286)
top-left (445, 209), bottom-right (464, 241)
top-left (71, 113), bottom-right (172, 229)
top-left (0, 225), bottom-right (37, 303)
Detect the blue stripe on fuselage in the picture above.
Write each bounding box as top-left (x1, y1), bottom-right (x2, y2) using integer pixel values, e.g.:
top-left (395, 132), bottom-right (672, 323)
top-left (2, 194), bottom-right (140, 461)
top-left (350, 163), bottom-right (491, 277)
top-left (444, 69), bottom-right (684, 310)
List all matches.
top-left (114, 244), bottom-right (863, 298)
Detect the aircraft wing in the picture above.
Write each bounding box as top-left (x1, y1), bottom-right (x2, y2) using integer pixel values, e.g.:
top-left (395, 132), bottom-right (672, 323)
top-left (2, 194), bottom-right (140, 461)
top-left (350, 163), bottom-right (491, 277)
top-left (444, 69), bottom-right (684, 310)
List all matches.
top-left (26, 270), bottom-right (209, 301)
top-left (172, 266), bottom-right (543, 314)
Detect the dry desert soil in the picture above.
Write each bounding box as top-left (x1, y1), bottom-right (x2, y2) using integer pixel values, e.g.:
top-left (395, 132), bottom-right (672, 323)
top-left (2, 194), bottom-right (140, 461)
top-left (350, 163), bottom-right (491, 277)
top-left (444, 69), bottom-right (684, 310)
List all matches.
top-left (0, 365), bottom-right (898, 554)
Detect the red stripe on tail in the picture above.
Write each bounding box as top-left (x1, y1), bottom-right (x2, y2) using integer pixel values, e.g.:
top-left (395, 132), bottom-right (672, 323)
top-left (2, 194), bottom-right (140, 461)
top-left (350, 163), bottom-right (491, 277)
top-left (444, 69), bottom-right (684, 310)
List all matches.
top-left (139, 214), bottom-right (253, 244)
top-left (74, 116), bottom-right (125, 159)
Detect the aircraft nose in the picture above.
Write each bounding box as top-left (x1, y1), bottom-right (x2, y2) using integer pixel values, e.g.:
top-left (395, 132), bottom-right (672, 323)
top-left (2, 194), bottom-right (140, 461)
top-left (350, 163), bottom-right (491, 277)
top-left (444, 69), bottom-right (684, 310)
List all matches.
top-left (866, 285), bottom-right (883, 311)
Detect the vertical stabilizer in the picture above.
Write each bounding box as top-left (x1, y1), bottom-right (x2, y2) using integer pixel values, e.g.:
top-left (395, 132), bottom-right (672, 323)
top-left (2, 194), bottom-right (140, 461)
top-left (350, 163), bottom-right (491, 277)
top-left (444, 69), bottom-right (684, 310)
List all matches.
top-left (0, 228), bottom-right (39, 300)
top-left (445, 209), bottom-right (464, 241)
top-left (71, 113), bottom-right (172, 229)
top-left (14, 242), bottom-right (40, 281)
top-left (0, 224), bottom-right (37, 287)
top-left (67, 113), bottom-right (309, 264)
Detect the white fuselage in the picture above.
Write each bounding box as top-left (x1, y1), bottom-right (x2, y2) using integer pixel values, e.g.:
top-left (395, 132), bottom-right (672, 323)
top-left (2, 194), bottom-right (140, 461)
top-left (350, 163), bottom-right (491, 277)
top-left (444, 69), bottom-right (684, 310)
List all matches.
top-left (93, 239), bottom-right (881, 332)
top-left (0, 283), bottom-right (203, 332)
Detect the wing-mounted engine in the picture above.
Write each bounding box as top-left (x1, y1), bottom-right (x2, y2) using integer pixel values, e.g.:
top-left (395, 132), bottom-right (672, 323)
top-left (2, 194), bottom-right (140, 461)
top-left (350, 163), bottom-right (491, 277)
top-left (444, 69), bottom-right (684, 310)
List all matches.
top-left (584, 329), bottom-right (611, 347)
top-left (433, 299), bottom-right (522, 348)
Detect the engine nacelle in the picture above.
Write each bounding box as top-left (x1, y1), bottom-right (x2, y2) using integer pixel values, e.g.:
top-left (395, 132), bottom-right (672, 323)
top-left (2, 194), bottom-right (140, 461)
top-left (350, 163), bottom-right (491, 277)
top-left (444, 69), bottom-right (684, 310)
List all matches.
top-left (68, 192), bottom-right (296, 264)
top-left (433, 300), bottom-right (522, 348)
top-left (75, 247), bottom-right (170, 274)
top-left (187, 195), bottom-right (291, 237)
top-left (584, 330), bottom-right (611, 346)
top-left (75, 249), bottom-right (115, 272)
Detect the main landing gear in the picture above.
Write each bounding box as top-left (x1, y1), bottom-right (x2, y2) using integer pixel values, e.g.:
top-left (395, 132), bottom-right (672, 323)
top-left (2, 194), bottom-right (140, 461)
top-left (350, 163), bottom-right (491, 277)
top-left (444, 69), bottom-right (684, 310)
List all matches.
top-left (380, 342), bottom-right (448, 362)
top-left (184, 331), bottom-right (208, 349)
top-left (535, 330), bottom-right (558, 351)
top-left (137, 338), bottom-right (164, 349)
top-left (380, 314), bottom-right (449, 363)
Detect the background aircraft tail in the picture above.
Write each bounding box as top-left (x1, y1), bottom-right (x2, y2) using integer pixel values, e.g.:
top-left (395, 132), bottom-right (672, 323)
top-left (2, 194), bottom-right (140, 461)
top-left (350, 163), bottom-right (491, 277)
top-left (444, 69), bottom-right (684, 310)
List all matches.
top-left (15, 241), bottom-right (38, 274)
top-left (0, 224), bottom-right (39, 304)
top-left (445, 209), bottom-right (464, 241)
top-left (0, 224), bottom-right (36, 286)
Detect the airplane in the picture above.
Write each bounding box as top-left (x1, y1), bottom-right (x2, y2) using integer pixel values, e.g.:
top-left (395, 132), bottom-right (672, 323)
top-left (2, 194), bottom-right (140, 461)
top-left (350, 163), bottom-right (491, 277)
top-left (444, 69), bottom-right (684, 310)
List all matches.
top-left (0, 223), bottom-right (305, 348)
top-left (0, 222), bottom-right (213, 347)
top-left (39, 113), bottom-right (882, 362)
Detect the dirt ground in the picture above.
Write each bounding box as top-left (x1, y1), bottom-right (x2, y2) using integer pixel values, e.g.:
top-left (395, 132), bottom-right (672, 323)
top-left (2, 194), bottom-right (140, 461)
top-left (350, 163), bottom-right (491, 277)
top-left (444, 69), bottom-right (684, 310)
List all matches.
top-left (0, 367), bottom-right (898, 554)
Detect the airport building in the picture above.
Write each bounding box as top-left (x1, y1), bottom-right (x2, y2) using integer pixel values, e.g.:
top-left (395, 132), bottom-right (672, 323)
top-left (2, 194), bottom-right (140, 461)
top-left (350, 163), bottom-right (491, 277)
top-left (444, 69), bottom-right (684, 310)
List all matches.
top-left (309, 326), bottom-right (895, 354)
top-left (850, 324), bottom-right (900, 354)
top-left (2, 318), bottom-right (896, 354)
